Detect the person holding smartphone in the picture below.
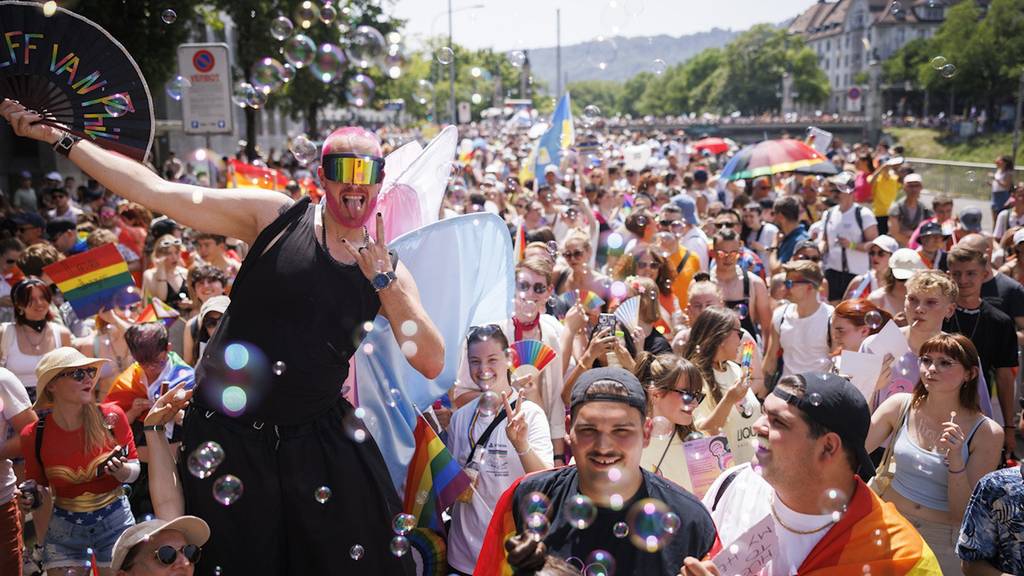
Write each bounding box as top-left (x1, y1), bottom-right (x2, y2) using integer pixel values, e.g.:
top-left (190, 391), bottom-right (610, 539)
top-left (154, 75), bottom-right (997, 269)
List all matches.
top-left (20, 347), bottom-right (139, 575)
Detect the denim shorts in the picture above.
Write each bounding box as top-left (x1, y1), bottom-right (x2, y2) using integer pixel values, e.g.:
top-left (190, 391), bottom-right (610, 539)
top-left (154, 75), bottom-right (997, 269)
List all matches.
top-left (43, 495), bottom-right (134, 570)
top-left (993, 190), bottom-right (1011, 214)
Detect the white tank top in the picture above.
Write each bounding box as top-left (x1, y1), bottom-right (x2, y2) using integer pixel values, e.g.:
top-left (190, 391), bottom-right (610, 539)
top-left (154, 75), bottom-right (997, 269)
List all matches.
top-left (4, 323), bottom-right (60, 389)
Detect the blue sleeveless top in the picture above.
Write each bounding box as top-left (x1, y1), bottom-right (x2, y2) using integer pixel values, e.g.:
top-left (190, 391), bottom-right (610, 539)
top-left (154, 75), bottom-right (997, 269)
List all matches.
top-left (891, 410), bottom-right (987, 511)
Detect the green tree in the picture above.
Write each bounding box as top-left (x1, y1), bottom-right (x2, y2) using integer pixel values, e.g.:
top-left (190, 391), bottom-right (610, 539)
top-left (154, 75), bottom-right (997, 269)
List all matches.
top-left (618, 72), bottom-right (654, 117)
top-left (566, 80), bottom-right (622, 117)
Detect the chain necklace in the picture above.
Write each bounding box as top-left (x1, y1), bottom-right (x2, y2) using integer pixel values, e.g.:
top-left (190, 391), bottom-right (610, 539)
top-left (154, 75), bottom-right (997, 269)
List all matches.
top-left (770, 498), bottom-right (835, 535)
top-left (952, 306), bottom-right (981, 341)
top-left (20, 324), bottom-right (47, 352)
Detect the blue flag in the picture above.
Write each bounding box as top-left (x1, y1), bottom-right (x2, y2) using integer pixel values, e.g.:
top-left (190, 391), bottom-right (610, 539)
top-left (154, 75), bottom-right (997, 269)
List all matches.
top-left (534, 92), bottom-right (575, 178)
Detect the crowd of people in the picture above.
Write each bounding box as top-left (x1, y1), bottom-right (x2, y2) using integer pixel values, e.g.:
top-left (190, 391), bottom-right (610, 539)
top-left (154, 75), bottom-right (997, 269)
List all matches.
top-left (0, 92), bottom-right (1022, 576)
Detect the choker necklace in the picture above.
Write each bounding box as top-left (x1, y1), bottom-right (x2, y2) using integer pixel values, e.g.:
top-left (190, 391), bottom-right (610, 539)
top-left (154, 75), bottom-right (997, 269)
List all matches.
top-left (23, 319), bottom-right (47, 333)
top-left (770, 498), bottom-right (835, 535)
top-left (513, 314), bottom-right (541, 341)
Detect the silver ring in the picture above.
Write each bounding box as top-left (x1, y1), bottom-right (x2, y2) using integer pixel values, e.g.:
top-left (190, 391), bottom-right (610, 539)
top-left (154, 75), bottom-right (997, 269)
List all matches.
top-left (358, 246), bottom-right (368, 253)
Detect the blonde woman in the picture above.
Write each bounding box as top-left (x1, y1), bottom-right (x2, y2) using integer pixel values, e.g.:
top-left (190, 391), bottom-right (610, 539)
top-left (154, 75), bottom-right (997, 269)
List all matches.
top-left (554, 229), bottom-right (610, 304)
top-left (636, 352), bottom-right (704, 492)
top-left (19, 347), bottom-right (139, 575)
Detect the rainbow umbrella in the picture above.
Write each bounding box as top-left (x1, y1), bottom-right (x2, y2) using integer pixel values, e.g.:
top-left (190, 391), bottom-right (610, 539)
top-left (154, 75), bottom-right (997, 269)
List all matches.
top-left (720, 139), bottom-right (827, 181)
top-left (692, 137), bottom-right (731, 155)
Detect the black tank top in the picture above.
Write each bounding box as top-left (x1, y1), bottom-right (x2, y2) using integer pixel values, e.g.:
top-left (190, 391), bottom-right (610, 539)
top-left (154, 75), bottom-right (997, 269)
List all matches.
top-left (196, 198), bottom-right (381, 425)
top-left (723, 271), bottom-right (759, 338)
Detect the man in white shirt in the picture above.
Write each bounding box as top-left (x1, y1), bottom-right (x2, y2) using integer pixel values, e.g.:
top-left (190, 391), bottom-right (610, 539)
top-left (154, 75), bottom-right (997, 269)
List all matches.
top-left (819, 173), bottom-right (878, 302)
top-left (681, 373), bottom-right (940, 576)
top-left (743, 202), bottom-right (780, 266)
top-left (0, 367), bottom-right (37, 574)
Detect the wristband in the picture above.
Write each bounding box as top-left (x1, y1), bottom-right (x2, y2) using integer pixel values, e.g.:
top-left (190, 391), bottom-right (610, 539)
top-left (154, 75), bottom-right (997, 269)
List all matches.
top-left (142, 425), bottom-right (166, 432)
top-left (517, 446), bottom-right (533, 456)
top-left (947, 464), bottom-right (967, 474)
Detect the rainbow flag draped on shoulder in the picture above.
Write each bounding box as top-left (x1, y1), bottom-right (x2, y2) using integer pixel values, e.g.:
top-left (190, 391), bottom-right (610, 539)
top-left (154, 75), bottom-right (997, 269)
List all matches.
top-left (799, 478), bottom-right (941, 575)
top-left (104, 351), bottom-right (195, 422)
top-left (403, 415), bottom-right (472, 536)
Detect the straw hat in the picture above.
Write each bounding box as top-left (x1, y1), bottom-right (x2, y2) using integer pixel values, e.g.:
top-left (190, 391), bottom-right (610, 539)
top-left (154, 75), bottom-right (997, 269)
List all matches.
top-left (33, 347), bottom-right (109, 409)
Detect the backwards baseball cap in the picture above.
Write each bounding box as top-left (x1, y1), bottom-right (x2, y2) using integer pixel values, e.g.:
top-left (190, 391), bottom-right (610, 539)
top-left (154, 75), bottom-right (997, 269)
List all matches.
top-left (918, 220), bottom-right (944, 238)
top-left (959, 207), bottom-right (983, 233)
top-left (772, 373), bottom-right (875, 481)
top-left (570, 367), bottom-right (647, 416)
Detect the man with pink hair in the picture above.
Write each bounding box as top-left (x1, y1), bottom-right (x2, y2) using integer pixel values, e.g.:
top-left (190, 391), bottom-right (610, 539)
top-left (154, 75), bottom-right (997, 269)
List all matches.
top-left (1, 99), bottom-right (443, 575)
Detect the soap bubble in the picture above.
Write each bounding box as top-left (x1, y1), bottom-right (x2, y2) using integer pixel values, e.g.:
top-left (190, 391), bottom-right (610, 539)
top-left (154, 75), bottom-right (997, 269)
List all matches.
top-left (734, 303), bottom-right (749, 320)
top-left (930, 56), bottom-right (947, 70)
top-left (585, 550), bottom-right (616, 576)
top-left (808, 392), bottom-right (823, 407)
top-left (507, 50), bottom-right (526, 68)
top-left (626, 498), bottom-right (675, 552)
top-left (889, 1), bottom-right (903, 16)
top-left (166, 75), bottom-right (190, 101)
top-left (965, 170), bottom-right (976, 183)
top-left (651, 58), bottom-right (667, 75)
top-left (662, 512), bottom-right (681, 534)
top-left (349, 544), bottom-right (364, 560)
top-left (865, 310), bottom-right (883, 330)
top-left (295, 1), bottom-right (319, 28)
top-left (252, 57), bottom-right (286, 94)
top-left (319, 3), bottom-right (338, 24)
top-left (42, 1), bottom-right (56, 17)
top-left (231, 82), bottom-right (255, 108)
top-left (290, 135), bottom-right (318, 165)
top-left (412, 79), bottom-right (434, 105)
top-left (392, 512), bottom-right (416, 535)
top-left (477, 391), bottom-right (501, 417)
top-left (212, 474), bottom-right (244, 506)
top-left (582, 104), bottom-right (602, 128)
top-left (283, 34), bottom-right (317, 69)
top-left (187, 442), bottom-right (225, 479)
top-left (401, 340), bottom-right (418, 358)
top-left (281, 63), bottom-right (295, 83)
top-left (613, 521), bottom-right (629, 538)
top-left (389, 536), bottom-right (409, 557)
top-left (565, 494), bottom-right (597, 529)
top-left (272, 361), bottom-right (287, 376)
top-left (940, 63), bottom-right (957, 79)
top-left (347, 25), bottom-right (386, 69)
top-left (610, 281), bottom-right (628, 299)
top-left (346, 74), bottom-right (376, 108)
top-left (221, 386), bottom-right (247, 414)
top-left (270, 16), bottom-right (294, 41)
top-left (607, 468), bottom-right (622, 483)
top-left (585, 36), bottom-right (618, 71)
top-left (821, 487), bottom-right (848, 522)
top-left (521, 491), bottom-right (551, 517)
top-left (314, 486), bottom-right (332, 504)
top-left (245, 87), bottom-right (268, 109)
top-left (104, 94), bottom-right (131, 117)
top-left (161, 9), bottom-right (177, 24)
top-left (310, 43), bottom-right (347, 83)
top-left (524, 512), bottom-right (550, 538)
top-left (435, 46), bottom-right (455, 65)
top-left (651, 416), bottom-right (673, 441)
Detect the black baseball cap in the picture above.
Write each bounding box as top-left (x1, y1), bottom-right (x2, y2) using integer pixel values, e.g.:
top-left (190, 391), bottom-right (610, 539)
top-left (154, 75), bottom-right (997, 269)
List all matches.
top-left (918, 221), bottom-right (943, 238)
top-left (570, 367), bottom-right (648, 416)
top-left (45, 219), bottom-right (76, 239)
top-left (772, 372), bottom-right (875, 481)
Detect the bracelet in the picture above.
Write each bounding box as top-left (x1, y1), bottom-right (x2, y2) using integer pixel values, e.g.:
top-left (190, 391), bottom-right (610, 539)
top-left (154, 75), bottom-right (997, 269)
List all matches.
top-left (1004, 425), bottom-right (1018, 429)
top-left (947, 464), bottom-right (967, 474)
top-left (516, 446), bottom-right (532, 456)
top-left (142, 425), bottom-right (165, 432)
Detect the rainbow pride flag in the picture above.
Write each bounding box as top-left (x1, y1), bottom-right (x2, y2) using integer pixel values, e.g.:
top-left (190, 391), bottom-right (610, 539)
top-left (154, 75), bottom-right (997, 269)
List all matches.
top-left (43, 244), bottom-right (138, 318)
top-left (514, 222), bottom-right (526, 263)
top-left (137, 297), bottom-right (179, 327)
top-left (403, 416), bottom-right (472, 536)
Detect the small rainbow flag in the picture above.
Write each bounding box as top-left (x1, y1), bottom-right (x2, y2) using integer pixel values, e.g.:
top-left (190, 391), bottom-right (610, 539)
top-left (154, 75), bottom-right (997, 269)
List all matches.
top-left (510, 339), bottom-right (557, 372)
top-left (561, 289), bottom-right (605, 311)
top-left (403, 415), bottom-right (472, 536)
top-left (514, 222), bottom-right (526, 263)
top-left (407, 527), bottom-right (447, 576)
top-left (137, 297), bottom-right (180, 327)
top-left (740, 341), bottom-right (755, 368)
top-left (43, 244), bottom-right (139, 318)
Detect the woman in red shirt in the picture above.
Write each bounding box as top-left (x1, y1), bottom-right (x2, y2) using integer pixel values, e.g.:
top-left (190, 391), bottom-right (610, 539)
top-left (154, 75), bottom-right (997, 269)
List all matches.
top-left (20, 347), bottom-right (139, 575)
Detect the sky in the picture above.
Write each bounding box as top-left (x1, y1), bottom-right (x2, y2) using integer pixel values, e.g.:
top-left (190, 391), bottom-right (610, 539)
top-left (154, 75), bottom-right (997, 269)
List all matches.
top-left (390, 0), bottom-right (818, 52)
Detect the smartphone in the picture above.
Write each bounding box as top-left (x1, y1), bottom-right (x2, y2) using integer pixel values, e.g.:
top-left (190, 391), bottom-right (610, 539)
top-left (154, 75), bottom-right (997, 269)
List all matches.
top-left (596, 313), bottom-right (617, 335)
top-left (159, 382), bottom-right (170, 397)
top-left (97, 445), bottom-right (127, 478)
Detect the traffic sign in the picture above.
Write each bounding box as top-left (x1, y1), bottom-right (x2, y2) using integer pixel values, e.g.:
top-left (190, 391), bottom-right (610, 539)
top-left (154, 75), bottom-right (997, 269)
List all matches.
top-left (177, 43), bottom-right (233, 135)
top-left (847, 86), bottom-right (861, 100)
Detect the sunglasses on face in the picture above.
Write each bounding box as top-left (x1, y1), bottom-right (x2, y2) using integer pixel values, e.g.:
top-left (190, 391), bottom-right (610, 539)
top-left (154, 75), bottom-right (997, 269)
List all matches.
top-left (669, 388), bottom-right (705, 405)
top-left (563, 249), bottom-right (585, 260)
top-left (158, 238), bottom-right (183, 249)
top-left (60, 367), bottom-right (98, 381)
top-left (321, 153), bottom-right (385, 184)
top-left (152, 544), bottom-right (202, 566)
top-left (795, 254), bottom-right (820, 262)
top-left (714, 222), bottom-right (735, 229)
top-left (5, 259), bottom-right (15, 265)
top-left (517, 280), bottom-right (548, 295)
top-left (636, 261), bottom-right (660, 270)
top-left (658, 219), bottom-right (683, 228)
top-left (784, 279), bottom-right (816, 289)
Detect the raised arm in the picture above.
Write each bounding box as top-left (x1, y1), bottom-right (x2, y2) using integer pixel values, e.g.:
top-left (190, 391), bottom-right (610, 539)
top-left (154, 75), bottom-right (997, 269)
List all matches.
top-left (1, 99), bottom-right (290, 245)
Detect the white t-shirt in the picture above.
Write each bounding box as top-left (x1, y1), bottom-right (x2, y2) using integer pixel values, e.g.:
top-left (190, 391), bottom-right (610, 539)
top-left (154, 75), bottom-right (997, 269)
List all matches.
top-left (0, 367), bottom-right (31, 505)
top-left (703, 464), bottom-right (834, 576)
top-left (681, 227), bottom-right (710, 272)
top-left (694, 362), bottom-right (762, 466)
top-left (447, 391), bottom-right (553, 573)
top-left (773, 303), bottom-right (833, 376)
top-left (820, 205), bottom-right (877, 275)
top-left (746, 223), bottom-right (780, 265)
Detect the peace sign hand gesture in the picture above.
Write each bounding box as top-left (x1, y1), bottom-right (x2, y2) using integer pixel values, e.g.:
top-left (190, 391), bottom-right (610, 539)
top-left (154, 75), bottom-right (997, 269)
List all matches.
top-left (340, 212), bottom-right (394, 282)
top-left (503, 390), bottom-right (530, 456)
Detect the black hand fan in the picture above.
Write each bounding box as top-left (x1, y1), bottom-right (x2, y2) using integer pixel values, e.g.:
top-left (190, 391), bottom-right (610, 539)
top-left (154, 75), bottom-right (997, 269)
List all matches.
top-left (0, 0), bottom-right (154, 161)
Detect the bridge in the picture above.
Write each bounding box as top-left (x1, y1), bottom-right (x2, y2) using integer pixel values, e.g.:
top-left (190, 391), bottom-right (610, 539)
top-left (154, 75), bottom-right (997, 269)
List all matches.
top-left (609, 120), bottom-right (870, 144)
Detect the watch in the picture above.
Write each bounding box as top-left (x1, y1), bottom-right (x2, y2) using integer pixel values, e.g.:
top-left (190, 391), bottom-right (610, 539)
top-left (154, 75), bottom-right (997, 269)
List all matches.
top-left (52, 131), bottom-right (81, 157)
top-left (372, 270), bottom-right (397, 292)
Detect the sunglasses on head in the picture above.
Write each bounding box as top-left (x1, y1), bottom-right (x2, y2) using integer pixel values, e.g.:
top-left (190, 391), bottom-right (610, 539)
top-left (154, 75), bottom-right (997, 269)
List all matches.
top-left (322, 153), bottom-right (385, 184)
top-left (517, 280), bottom-right (548, 295)
top-left (158, 238), bottom-right (182, 249)
top-left (467, 323), bottom-right (503, 342)
top-left (151, 544), bottom-right (202, 567)
top-left (60, 367), bottom-right (98, 381)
